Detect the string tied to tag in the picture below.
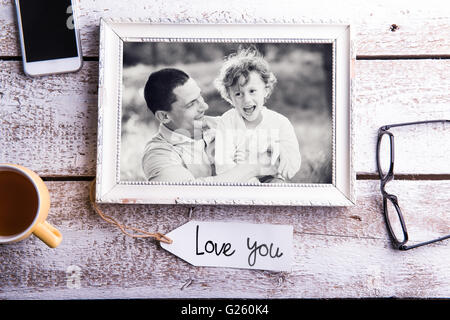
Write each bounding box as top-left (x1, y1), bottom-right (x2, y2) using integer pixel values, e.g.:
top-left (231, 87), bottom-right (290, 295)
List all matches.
top-left (89, 179), bottom-right (172, 244)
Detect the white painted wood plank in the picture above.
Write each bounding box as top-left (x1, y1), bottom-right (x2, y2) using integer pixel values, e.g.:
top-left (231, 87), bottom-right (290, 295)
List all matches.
top-left (0, 61), bottom-right (98, 176)
top-left (1, 60), bottom-right (449, 176)
top-left (0, 180), bottom-right (448, 299)
top-left (0, 0), bottom-right (449, 57)
top-left (355, 59), bottom-right (450, 175)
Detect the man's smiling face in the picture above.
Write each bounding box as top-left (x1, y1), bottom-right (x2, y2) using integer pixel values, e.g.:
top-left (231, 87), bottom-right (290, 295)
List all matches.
top-left (165, 77), bottom-right (209, 137)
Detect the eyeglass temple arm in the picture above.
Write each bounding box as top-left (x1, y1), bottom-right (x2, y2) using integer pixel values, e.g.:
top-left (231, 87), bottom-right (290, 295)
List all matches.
top-left (401, 234), bottom-right (450, 250)
top-left (381, 119), bottom-right (450, 131)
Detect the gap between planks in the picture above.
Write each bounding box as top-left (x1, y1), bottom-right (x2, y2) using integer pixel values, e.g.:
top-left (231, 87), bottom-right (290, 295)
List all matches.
top-left (40, 174), bottom-right (450, 182)
top-left (1, 55), bottom-right (450, 62)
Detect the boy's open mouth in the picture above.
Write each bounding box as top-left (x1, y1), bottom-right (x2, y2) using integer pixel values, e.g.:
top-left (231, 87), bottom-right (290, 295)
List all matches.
top-left (243, 105), bottom-right (256, 115)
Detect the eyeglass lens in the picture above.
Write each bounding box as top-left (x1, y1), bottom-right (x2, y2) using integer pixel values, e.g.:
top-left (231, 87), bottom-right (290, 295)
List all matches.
top-left (377, 132), bottom-right (393, 180)
top-left (384, 197), bottom-right (406, 244)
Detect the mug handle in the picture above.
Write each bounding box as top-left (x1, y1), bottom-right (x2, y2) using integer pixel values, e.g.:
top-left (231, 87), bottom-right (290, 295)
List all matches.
top-left (33, 221), bottom-right (63, 248)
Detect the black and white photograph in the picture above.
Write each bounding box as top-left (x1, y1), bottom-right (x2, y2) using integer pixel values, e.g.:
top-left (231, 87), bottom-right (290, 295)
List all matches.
top-left (120, 41), bottom-right (334, 185)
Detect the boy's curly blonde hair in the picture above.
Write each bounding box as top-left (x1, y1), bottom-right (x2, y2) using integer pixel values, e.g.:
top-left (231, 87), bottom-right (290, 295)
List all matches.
top-left (214, 47), bottom-right (277, 105)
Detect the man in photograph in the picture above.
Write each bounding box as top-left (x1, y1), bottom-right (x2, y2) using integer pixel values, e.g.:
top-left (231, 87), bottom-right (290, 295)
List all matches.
top-left (142, 68), bottom-right (275, 183)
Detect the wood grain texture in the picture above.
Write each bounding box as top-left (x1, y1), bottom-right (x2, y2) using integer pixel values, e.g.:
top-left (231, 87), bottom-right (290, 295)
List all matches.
top-left (0, 0), bottom-right (449, 57)
top-left (1, 0), bottom-right (449, 301)
top-left (0, 180), bottom-right (448, 299)
top-left (355, 59), bottom-right (450, 174)
top-left (0, 61), bottom-right (98, 175)
top-left (1, 60), bottom-right (449, 176)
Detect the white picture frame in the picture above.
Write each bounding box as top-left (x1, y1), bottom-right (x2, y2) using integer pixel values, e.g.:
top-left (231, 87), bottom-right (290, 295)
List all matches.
top-left (95, 19), bottom-right (355, 206)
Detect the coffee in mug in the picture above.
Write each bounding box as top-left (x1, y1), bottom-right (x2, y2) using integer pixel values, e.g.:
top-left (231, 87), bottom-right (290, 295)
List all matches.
top-left (0, 164), bottom-right (62, 248)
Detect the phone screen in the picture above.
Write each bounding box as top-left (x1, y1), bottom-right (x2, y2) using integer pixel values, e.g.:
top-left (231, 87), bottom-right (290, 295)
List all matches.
top-left (18, 0), bottom-right (78, 62)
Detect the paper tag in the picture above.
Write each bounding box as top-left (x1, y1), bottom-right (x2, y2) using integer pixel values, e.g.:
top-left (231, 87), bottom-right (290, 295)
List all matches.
top-left (160, 221), bottom-right (293, 272)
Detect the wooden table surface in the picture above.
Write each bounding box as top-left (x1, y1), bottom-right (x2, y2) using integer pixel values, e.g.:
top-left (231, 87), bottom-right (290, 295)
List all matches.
top-left (1, 0), bottom-right (449, 299)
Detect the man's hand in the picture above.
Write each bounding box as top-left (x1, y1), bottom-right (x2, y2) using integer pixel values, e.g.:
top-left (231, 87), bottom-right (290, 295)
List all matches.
top-left (257, 163), bottom-right (278, 177)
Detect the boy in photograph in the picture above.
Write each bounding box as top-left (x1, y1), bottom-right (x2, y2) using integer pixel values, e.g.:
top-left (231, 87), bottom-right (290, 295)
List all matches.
top-left (214, 48), bottom-right (301, 183)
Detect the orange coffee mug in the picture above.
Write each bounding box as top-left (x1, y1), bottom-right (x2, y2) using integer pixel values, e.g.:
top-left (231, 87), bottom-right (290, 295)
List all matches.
top-left (0, 164), bottom-right (62, 248)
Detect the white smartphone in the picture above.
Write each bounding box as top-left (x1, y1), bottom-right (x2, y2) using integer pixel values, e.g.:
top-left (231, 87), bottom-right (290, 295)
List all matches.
top-left (15, 0), bottom-right (83, 77)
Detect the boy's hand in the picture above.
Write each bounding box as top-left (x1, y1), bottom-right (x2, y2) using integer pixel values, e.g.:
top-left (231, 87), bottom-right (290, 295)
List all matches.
top-left (277, 145), bottom-right (300, 180)
top-left (278, 155), bottom-right (290, 179)
top-left (269, 142), bottom-right (280, 167)
top-left (234, 149), bottom-right (246, 163)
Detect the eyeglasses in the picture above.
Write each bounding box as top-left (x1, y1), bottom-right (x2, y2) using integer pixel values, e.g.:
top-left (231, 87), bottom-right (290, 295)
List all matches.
top-left (376, 120), bottom-right (450, 250)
